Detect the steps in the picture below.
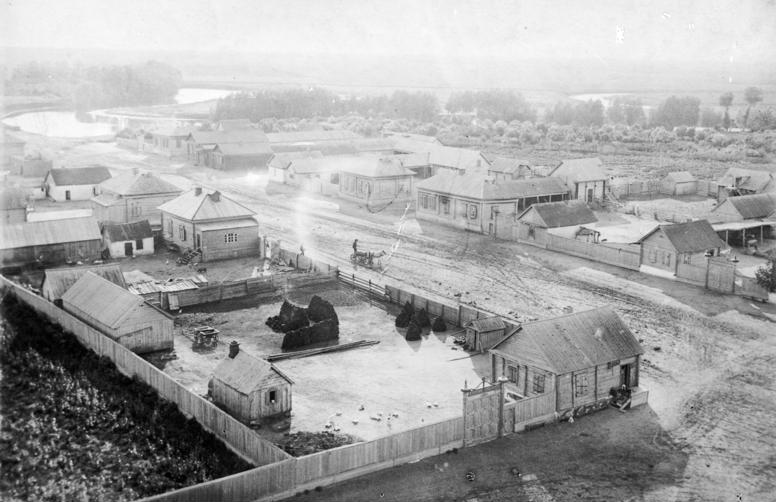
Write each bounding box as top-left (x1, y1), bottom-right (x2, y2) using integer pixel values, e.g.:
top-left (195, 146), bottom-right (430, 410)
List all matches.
top-left (177, 248), bottom-right (201, 265)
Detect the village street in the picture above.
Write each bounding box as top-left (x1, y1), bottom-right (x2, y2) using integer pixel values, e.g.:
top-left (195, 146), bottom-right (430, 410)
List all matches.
top-left (20, 138), bottom-right (776, 501)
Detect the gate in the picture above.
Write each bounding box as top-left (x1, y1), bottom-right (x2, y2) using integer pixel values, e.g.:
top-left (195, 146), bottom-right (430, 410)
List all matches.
top-left (462, 380), bottom-right (507, 446)
top-left (707, 257), bottom-right (736, 293)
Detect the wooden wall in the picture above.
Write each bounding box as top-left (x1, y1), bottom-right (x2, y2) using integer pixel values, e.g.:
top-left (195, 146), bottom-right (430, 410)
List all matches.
top-left (201, 225), bottom-right (259, 262)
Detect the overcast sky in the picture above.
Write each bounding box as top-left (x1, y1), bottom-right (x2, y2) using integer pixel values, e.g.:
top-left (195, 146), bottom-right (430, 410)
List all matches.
top-left (3, 0), bottom-right (775, 64)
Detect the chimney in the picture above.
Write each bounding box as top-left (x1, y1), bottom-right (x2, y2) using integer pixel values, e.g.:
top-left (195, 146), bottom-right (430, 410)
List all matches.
top-left (229, 341), bottom-right (239, 358)
top-left (210, 191), bottom-right (221, 202)
top-left (194, 186), bottom-right (202, 196)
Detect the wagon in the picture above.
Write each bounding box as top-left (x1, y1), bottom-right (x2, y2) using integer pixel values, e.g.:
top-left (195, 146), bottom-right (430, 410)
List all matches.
top-left (350, 250), bottom-right (385, 270)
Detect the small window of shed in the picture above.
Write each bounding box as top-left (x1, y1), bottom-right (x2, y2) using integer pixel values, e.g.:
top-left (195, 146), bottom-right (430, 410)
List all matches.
top-left (268, 390), bottom-right (277, 404)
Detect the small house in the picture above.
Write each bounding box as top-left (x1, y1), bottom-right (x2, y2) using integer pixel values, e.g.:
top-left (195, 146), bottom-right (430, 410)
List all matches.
top-left (268, 151), bottom-right (324, 183)
top-left (549, 158), bottom-right (608, 203)
top-left (1, 186), bottom-right (28, 224)
top-left (390, 136), bottom-right (490, 176)
top-left (515, 200), bottom-right (598, 241)
top-left (490, 307), bottom-right (645, 414)
top-left (141, 125), bottom-right (194, 158)
top-left (211, 142), bottom-right (275, 171)
top-left (710, 192), bottom-right (776, 223)
top-left (43, 166), bottom-right (112, 201)
top-left (186, 129), bottom-right (269, 167)
top-left (464, 317), bottom-right (506, 353)
top-left (0, 217), bottom-right (102, 269)
top-left (637, 220), bottom-right (726, 277)
top-left (91, 170), bottom-right (184, 227)
top-left (61, 272), bottom-right (174, 353)
top-left (716, 168), bottom-right (775, 202)
top-left (158, 188), bottom-right (259, 262)
top-left (40, 263), bottom-right (126, 303)
top-left (338, 157), bottom-right (414, 204)
top-left (211, 342), bottom-right (294, 422)
top-left (660, 171), bottom-right (697, 196)
top-left (487, 157), bottom-right (534, 181)
top-left (102, 220), bottom-right (155, 258)
top-left (284, 157), bottom-right (342, 194)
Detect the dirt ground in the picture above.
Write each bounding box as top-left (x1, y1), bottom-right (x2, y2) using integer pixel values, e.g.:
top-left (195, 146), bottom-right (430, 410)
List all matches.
top-left (14, 135), bottom-right (776, 501)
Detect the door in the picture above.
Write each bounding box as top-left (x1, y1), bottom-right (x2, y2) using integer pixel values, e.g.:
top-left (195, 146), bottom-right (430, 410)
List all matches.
top-left (65, 190), bottom-right (71, 200)
top-left (196, 234), bottom-right (201, 250)
top-left (619, 364), bottom-right (631, 388)
top-left (587, 188), bottom-right (594, 202)
top-left (124, 242), bottom-right (133, 256)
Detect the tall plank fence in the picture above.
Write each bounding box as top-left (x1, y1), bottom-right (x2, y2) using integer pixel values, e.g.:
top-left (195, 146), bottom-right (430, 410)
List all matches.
top-left (0, 277), bottom-right (290, 468)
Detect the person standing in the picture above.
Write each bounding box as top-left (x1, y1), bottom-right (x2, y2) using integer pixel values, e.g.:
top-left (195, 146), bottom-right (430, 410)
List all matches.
top-left (352, 239), bottom-right (358, 254)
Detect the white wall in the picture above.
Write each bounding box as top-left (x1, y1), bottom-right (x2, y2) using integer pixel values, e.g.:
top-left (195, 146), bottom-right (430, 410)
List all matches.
top-left (108, 236), bottom-right (154, 258)
top-left (48, 183), bottom-right (98, 201)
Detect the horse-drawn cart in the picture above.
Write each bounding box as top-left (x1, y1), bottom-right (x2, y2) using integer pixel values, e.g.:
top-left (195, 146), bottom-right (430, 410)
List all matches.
top-left (187, 325), bottom-right (220, 349)
top-left (350, 250), bottom-right (386, 270)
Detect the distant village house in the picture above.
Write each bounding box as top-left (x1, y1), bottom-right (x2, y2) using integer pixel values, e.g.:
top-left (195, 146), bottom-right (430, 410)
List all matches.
top-left (43, 166), bottom-right (112, 201)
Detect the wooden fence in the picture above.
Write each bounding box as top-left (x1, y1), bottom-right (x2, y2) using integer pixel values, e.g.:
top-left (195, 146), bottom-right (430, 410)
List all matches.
top-left (512, 393), bottom-right (556, 430)
top-left (0, 277), bottom-right (291, 468)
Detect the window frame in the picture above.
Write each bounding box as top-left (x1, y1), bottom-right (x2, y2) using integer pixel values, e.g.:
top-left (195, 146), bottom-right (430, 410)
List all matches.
top-left (532, 373), bottom-right (545, 394)
top-left (573, 373), bottom-right (589, 397)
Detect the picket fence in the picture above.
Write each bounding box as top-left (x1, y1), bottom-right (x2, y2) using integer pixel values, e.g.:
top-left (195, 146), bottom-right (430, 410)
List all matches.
top-left (0, 277), bottom-right (290, 467)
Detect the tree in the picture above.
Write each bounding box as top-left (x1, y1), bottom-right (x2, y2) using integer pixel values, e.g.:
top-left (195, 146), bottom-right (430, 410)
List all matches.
top-left (754, 253), bottom-right (776, 292)
top-left (446, 90), bottom-right (535, 122)
top-left (607, 96), bottom-right (645, 126)
top-left (719, 92), bottom-right (733, 129)
top-left (700, 108), bottom-right (723, 128)
top-left (744, 87), bottom-right (764, 128)
top-left (652, 96), bottom-right (701, 129)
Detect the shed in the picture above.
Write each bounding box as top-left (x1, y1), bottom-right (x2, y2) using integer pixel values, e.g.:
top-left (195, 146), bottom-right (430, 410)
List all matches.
top-left (211, 142), bottom-right (275, 171)
top-left (40, 263), bottom-right (126, 303)
top-left (44, 166), bottom-right (112, 201)
top-left (660, 171), bottom-right (697, 195)
top-left (0, 216), bottom-right (102, 268)
top-left (211, 342), bottom-right (294, 422)
top-left (102, 220), bottom-right (155, 258)
top-left (464, 316), bottom-right (507, 353)
top-left (490, 307), bottom-right (645, 412)
top-left (61, 272), bottom-right (174, 353)
top-left (268, 151), bottom-right (324, 183)
top-left (710, 193), bottom-right (776, 223)
top-left (549, 158), bottom-right (607, 202)
top-left (716, 167), bottom-right (775, 201)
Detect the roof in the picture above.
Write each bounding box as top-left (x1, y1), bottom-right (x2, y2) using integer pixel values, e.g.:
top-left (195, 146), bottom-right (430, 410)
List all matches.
top-left (214, 142), bottom-right (275, 156)
top-left (0, 186), bottom-right (27, 211)
top-left (664, 171), bottom-right (696, 183)
top-left (0, 217), bottom-right (101, 250)
top-left (123, 269), bottom-right (156, 285)
top-left (42, 264), bottom-right (126, 300)
top-left (98, 171), bottom-right (183, 196)
top-left (637, 220), bottom-right (726, 253)
top-left (268, 151), bottom-right (324, 170)
top-left (491, 307), bottom-right (644, 374)
top-left (429, 145), bottom-right (489, 170)
top-left (717, 168), bottom-right (774, 192)
top-left (488, 157), bottom-right (533, 177)
top-left (47, 166), bottom-right (112, 186)
top-left (713, 193), bottom-right (776, 220)
top-left (549, 158), bottom-right (606, 183)
top-left (712, 220), bottom-right (776, 232)
top-left (103, 220), bottom-right (154, 241)
top-left (62, 272), bottom-right (171, 329)
top-left (417, 171), bottom-right (568, 201)
top-left (340, 157), bottom-right (415, 178)
top-left (213, 350), bottom-right (294, 395)
top-left (517, 200), bottom-right (597, 228)
top-left (187, 129), bottom-right (269, 146)
top-left (392, 152), bottom-right (431, 168)
top-left (466, 316), bottom-right (506, 332)
top-left (266, 130), bottom-right (362, 144)
top-left (158, 189), bottom-right (255, 222)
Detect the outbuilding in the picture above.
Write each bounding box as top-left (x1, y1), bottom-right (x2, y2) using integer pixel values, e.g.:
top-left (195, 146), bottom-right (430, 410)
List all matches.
top-left (660, 171), bottom-right (697, 196)
top-left (210, 342), bottom-right (294, 422)
top-left (338, 157), bottom-right (414, 204)
top-left (464, 316), bottom-right (507, 353)
top-left (0, 217), bottom-right (102, 269)
top-left (490, 307), bottom-right (646, 415)
top-left (549, 158), bottom-right (608, 203)
top-left (61, 271), bottom-right (174, 353)
top-left (715, 168), bottom-right (775, 202)
top-left (102, 220), bottom-right (155, 258)
top-left (40, 263), bottom-right (126, 303)
top-left (43, 166), bottom-right (112, 201)
top-left (268, 151), bottom-right (324, 183)
top-left (515, 200), bottom-right (598, 241)
top-left (211, 142), bottom-right (275, 171)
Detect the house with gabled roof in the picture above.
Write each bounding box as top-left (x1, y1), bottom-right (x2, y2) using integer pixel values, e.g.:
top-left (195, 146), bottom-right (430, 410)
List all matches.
top-left (338, 156), bottom-right (414, 204)
top-left (43, 166), bottom-right (112, 201)
top-left (102, 220), bottom-right (155, 258)
top-left (415, 171), bottom-right (569, 235)
top-left (141, 125), bottom-right (195, 158)
top-left (186, 129), bottom-right (269, 166)
top-left (549, 158), bottom-right (608, 203)
top-left (487, 157), bottom-right (534, 182)
top-left (715, 167), bottom-right (775, 202)
top-left (464, 316), bottom-right (506, 353)
top-left (515, 200), bottom-right (599, 241)
top-left (636, 220), bottom-right (727, 277)
top-left (0, 216), bottom-right (102, 268)
top-left (268, 151), bottom-right (324, 183)
top-left (91, 170), bottom-right (184, 227)
top-left (710, 192), bottom-right (776, 223)
top-left (211, 142), bottom-right (275, 171)
top-left (158, 188), bottom-right (259, 262)
top-left (660, 171), bottom-right (697, 196)
top-left (61, 271), bottom-right (173, 353)
top-left (490, 307), bottom-right (645, 416)
top-left (40, 263), bottom-right (126, 303)
top-left (210, 341), bottom-right (294, 422)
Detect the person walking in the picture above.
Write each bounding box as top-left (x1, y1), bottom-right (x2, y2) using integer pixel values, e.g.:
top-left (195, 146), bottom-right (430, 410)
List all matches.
top-left (352, 239), bottom-right (359, 254)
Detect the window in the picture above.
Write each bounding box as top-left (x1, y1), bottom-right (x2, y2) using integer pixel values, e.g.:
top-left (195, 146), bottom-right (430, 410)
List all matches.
top-left (467, 204), bottom-right (478, 220)
top-left (267, 389), bottom-right (277, 404)
top-left (682, 254), bottom-right (691, 264)
top-left (65, 190), bottom-right (71, 201)
top-left (167, 218), bottom-right (173, 235)
top-left (135, 239), bottom-right (144, 250)
top-left (490, 206), bottom-right (498, 220)
top-left (507, 365), bottom-right (518, 383)
top-left (533, 374), bottom-right (545, 394)
top-left (573, 373), bottom-right (589, 397)
top-left (419, 193), bottom-right (436, 210)
top-left (330, 173), bottom-right (339, 184)
top-left (440, 197), bottom-right (450, 214)
top-left (648, 249), bottom-right (657, 263)
top-left (224, 233), bottom-right (238, 243)
top-left (664, 252), bottom-right (671, 266)
top-left (178, 225), bottom-right (187, 241)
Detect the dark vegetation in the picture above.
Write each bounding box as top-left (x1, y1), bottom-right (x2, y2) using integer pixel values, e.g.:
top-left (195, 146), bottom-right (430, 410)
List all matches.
top-left (4, 60), bottom-right (182, 112)
top-left (432, 316), bottom-right (447, 332)
top-left (754, 252), bottom-right (776, 292)
top-left (276, 431), bottom-right (355, 457)
top-left (395, 303), bottom-right (436, 341)
top-left (266, 296), bottom-right (340, 350)
top-left (0, 296), bottom-right (251, 502)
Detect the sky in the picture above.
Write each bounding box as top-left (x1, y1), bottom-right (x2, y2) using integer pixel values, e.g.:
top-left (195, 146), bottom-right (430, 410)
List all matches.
top-left (3, 0), bottom-right (775, 64)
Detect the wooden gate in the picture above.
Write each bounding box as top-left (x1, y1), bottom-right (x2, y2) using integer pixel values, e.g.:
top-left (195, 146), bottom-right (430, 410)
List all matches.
top-left (707, 257), bottom-right (736, 293)
top-left (462, 381), bottom-right (505, 446)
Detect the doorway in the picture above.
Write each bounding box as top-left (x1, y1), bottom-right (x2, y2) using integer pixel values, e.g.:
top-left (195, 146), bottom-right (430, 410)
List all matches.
top-left (124, 242), bottom-right (133, 256)
top-left (587, 188), bottom-right (594, 202)
top-left (196, 234), bottom-right (201, 250)
top-left (619, 364), bottom-right (631, 388)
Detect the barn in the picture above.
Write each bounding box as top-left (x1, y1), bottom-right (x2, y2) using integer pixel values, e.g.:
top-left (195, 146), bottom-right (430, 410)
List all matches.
top-left (490, 307), bottom-right (646, 415)
top-left (210, 342), bottom-right (294, 422)
top-left (102, 220), bottom-right (155, 258)
top-left (0, 217), bottom-right (102, 269)
top-left (40, 263), bottom-right (126, 303)
top-left (61, 271), bottom-right (174, 353)
top-left (660, 171), bottom-right (697, 196)
top-left (43, 166), bottom-right (112, 201)
top-left (464, 316), bottom-right (506, 353)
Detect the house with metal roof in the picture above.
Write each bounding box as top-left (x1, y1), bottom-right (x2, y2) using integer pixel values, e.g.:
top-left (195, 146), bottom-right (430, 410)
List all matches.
top-left (91, 170), bottom-right (184, 227)
top-left (210, 341), bottom-right (294, 422)
top-left (0, 216), bottom-right (102, 269)
top-left (211, 142), bottom-right (275, 171)
top-left (158, 188), bottom-right (259, 262)
top-left (43, 166), bottom-right (112, 201)
top-left (40, 263), bottom-right (126, 303)
top-left (660, 171), bottom-right (697, 196)
top-left (490, 307), bottom-right (645, 416)
top-left (549, 158), bottom-right (608, 203)
top-left (61, 271), bottom-right (174, 353)
top-left (715, 167), bottom-right (775, 202)
top-left (102, 220), bottom-right (155, 258)
top-left (415, 171), bottom-right (569, 235)
top-left (636, 220), bottom-right (727, 278)
top-left (338, 156), bottom-right (414, 204)
top-left (464, 316), bottom-right (506, 353)
top-left (390, 136), bottom-right (490, 175)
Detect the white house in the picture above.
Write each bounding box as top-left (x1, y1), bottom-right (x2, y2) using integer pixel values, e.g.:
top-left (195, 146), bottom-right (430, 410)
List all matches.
top-left (102, 220), bottom-right (155, 258)
top-left (44, 166), bottom-right (112, 201)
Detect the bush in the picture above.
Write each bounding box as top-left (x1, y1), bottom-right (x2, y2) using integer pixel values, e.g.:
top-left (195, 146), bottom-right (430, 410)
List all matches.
top-left (281, 319), bottom-right (339, 350)
top-left (395, 312), bottom-right (411, 328)
top-left (405, 321), bottom-right (422, 341)
top-left (432, 316), bottom-right (447, 332)
top-left (413, 308), bottom-right (431, 328)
